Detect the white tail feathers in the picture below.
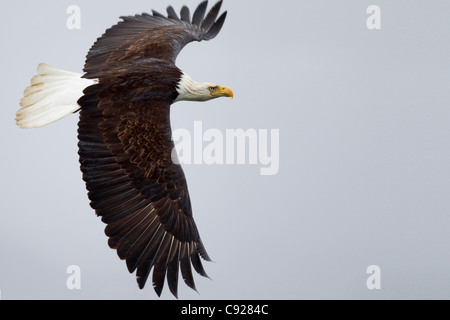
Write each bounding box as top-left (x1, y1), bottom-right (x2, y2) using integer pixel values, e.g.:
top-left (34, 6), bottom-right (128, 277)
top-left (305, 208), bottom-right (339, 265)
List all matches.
top-left (16, 63), bottom-right (96, 128)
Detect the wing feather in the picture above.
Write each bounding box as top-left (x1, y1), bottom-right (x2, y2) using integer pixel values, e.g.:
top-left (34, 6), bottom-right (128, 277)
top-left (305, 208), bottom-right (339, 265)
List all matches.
top-left (192, 1), bottom-right (209, 27)
top-left (83, 1), bottom-right (227, 78)
top-left (202, 0), bottom-right (223, 31)
top-left (180, 254), bottom-right (197, 291)
top-left (180, 6), bottom-right (191, 23)
top-left (167, 242), bottom-right (181, 298)
top-left (135, 226), bottom-right (166, 289)
top-left (151, 10), bottom-right (166, 19)
top-left (151, 232), bottom-right (171, 296)
top-left (116, 210), bottom-right (158, 260)
top-left (166, 6), bottom-right (179, 20)
top-left (205, 11), bottom-right (227, 40)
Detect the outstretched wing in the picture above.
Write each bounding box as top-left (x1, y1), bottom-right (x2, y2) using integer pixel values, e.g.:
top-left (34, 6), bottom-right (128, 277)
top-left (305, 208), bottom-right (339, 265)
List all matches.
top-left (83, 0), bottom-right (227, 79)
top-left (78, 71), bottom-right (211, 298)
top-left (77, 1), bottom-right (228, 297)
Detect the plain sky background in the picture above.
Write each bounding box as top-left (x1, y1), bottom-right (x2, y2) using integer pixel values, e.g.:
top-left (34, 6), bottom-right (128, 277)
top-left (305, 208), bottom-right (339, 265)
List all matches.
top-left (0, 0), bottom-right (449, 300)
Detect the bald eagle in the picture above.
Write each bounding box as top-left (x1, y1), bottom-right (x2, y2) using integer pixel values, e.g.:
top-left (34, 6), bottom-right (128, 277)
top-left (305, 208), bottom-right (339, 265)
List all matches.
top-left (16, 0), bottom-right (233, 298)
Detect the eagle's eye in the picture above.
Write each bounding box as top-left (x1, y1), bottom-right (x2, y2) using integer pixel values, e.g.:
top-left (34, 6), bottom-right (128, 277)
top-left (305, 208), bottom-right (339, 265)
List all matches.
top-left (209, 87), bottom-right (216, 92)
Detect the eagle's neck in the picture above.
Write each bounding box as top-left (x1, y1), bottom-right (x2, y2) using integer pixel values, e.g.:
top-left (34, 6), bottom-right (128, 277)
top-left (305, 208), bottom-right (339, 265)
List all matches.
top-left (175, 72), bottom-right (211, 102)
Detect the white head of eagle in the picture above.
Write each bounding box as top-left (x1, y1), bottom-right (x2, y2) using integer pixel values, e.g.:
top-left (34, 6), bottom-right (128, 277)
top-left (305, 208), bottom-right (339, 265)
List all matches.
top-left (176, 72), bottom-right (233, 102)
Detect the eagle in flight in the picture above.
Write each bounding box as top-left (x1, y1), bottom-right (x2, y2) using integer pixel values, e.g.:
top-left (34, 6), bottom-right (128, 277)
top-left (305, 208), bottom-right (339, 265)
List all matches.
top-left (16, 0), bottom-right (233, 298)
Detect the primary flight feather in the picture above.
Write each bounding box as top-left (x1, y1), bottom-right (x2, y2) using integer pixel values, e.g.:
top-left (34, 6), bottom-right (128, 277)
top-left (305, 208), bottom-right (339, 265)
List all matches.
top-left (16, 0), bottom-right (233, 298)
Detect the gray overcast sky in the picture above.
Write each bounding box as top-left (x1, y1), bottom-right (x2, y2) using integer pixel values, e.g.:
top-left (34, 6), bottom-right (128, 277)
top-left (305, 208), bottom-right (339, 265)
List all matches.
top-left (1, 0), bottom-right (449, 300)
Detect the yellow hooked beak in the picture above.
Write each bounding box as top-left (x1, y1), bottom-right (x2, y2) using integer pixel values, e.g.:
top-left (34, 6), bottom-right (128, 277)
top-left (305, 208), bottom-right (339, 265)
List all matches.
top-left (215, 86), bottom-right (234, 99)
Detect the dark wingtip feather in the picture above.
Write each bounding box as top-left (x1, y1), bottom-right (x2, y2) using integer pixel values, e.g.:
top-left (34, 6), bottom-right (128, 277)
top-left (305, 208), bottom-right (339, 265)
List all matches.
top-left (192, 0), bottom-right (209, 27)
top-left (154, 285), bottom-right (163, 297)
top-left (204, 11), bottom-right (227, 40)
top-left (166, 6), bottom-right (179, 20)
top-left (180, 257), bottom-right (197, 292)
top-left (197, 239), bottom-right (213, 262)
top-left (191, 253), bottom-right (210, 279)
top-left (137, 275), bottom-right (147, 290)
top-left (180, 6), bottom-right (191, 23)
top-left (202, 0), bottom-right (223, 31)
top-left (126, 258), bottom-right (138, 274)
top-left (152, 10), bottom-right (165, 18)
top-left (152, 263), bottom-right (167, 297)
top-left (136, 261), bottom-right (155, 290)
top-left (167, 259), bottom-right (179, 299)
